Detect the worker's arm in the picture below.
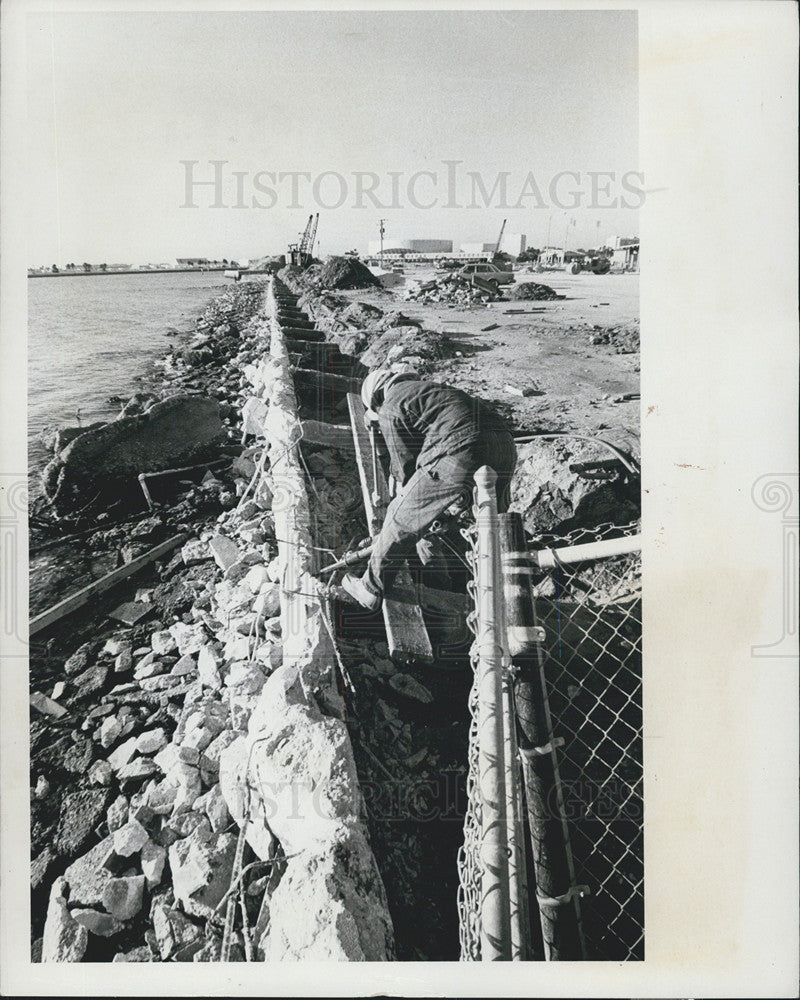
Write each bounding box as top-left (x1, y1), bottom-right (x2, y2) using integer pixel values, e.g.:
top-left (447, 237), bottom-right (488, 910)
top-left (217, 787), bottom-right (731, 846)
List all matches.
top-left (378, 408), bottom-right (416, 486)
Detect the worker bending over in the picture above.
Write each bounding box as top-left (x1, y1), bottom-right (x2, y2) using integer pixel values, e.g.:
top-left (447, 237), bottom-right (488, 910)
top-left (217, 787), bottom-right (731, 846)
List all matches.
top-left (342, 369), bottom-right (516, 610)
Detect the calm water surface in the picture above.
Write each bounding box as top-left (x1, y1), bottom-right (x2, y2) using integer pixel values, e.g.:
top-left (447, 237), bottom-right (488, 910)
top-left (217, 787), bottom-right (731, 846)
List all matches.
top-left (28, 271), bottom-right (230, 478)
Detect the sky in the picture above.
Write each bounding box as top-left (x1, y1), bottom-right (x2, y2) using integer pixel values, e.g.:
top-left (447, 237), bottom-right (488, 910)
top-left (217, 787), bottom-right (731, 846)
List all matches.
top-left (26, 9), bottom-right (639, 265)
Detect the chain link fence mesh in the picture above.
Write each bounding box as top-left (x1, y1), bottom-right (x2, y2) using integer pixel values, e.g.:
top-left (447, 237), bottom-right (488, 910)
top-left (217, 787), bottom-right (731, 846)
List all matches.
top-left (531, 520), bottom-right (643, 961)
top-left (457, 519), bottom-right (643, 962)
top-left (456, 522), bottom-right (484, 961)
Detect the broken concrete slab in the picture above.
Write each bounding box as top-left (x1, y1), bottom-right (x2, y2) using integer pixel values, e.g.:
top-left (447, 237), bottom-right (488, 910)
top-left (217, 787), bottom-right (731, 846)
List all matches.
top-left (195, 783), bottom-right (231, 834)
top-left (108, 602), bottom-right (153, 626)
top-left (135, 728), bottom-right (168, 755)
top-left (113, 818), bottom-right (149, 857)
top-left (169, 621), bottom-right (208, 656)
top-left (108, 736), bottom-right (138, 772)
top-left (117, 757), bottom-right (160, 783)
top-left (140, 841), bottom-right (166, 888)
top-left (42, 878), bottom-right (89, 962)
top-left (102, 875), bottom-right (145, 921)
top-left (41, 394), bottom-right (225, 513)
top-left (63, 836), bottom-right (115, 908)
top-left (152, 901), bottom-right (204, 961)
top-left (197, 644), bottom-right (223, 690)
top-left (170, 654), bottom-right (198, 677)
top-left (181, 538), bottom-right (212, 566)
top-left (150, 630), bottom-right (178, 655)
top-left (30, 692), bottom-right (68, 719)
top-left (259, 827), bottom-right (393, 961)
top-left (71, 908), bottom-right (123, 938)
top-left (106, 795), bottom-right (129, 833)
top-left (55, 788), bottom-right (111, 857)
top-left (170, 829), bottom-right (238, 920)
top-left (209, 534), bottom-right (241, 571)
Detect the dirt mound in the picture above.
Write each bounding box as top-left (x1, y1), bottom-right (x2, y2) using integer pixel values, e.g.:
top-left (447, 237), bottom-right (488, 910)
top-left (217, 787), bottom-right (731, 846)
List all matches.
top-left (340, 301), bottom-right (384, 328)
top-left (360, 326), bottom-right (455, 371)
top-left (510, 282), bottom-right (560, 301)
top-left (588, 323), bottom-right (640, 354)
top-left (317, 256), bottom-right (380, 290)
top-left (276, 264), bottom-right (305, 288)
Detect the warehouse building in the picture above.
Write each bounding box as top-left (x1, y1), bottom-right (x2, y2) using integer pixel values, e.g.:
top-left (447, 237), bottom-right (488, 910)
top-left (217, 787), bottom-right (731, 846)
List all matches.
top-left (366, 238), bottom-right (453, 256)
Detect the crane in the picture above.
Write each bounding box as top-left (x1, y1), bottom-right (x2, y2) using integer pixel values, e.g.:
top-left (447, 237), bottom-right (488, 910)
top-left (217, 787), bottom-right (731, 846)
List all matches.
top-left (287, 213), bottom-right (319, 268)
top-left (306, 213), bottom-right (319, 258)
top-left (493, 218), bottom-right (507, 257)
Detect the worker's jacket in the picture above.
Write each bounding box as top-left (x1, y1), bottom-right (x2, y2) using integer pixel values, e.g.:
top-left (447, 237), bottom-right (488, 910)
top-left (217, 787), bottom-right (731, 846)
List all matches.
top-left (378, 379), bottom-right (510, 485)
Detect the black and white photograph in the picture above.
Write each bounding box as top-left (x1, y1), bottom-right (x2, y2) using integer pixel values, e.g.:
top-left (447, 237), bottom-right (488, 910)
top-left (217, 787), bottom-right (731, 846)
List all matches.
top-left (0, 1), bottom-right (796, 995)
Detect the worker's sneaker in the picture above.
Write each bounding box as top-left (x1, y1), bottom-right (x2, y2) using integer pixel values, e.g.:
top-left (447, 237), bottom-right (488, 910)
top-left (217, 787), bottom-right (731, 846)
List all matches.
top-left (341, 574), bottom-right (382, 611)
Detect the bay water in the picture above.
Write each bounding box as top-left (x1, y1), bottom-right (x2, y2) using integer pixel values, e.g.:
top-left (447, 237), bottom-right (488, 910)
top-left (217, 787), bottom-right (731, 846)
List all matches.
top-left (27, 271), bottom-right (230, 482)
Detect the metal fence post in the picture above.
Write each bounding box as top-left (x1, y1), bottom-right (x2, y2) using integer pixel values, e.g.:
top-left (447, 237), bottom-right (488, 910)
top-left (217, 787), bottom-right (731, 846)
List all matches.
top-left (473, 466), bottom-right (512, 960)
top-left (499, 512), bottom-right (586, 960)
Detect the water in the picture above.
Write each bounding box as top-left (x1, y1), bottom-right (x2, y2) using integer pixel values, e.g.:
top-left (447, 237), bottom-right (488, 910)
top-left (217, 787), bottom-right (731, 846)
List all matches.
top-left (28, 271), bottom-right (230, 481)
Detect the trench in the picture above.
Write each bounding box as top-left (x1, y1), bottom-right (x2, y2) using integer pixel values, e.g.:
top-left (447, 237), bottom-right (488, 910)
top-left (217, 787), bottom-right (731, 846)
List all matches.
top-left (268, 277), bottom-right (475, 960)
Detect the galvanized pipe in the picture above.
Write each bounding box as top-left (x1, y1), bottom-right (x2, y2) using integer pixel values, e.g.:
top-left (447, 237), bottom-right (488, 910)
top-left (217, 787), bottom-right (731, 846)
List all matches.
top-left (473, 465), bottom-right (512, 961)
top-left (501, 663), bottom-right (532, 959)
top-left (532, 533), bottom-right (641, 569)
top-left (499, 512), bottom-right (586, 960)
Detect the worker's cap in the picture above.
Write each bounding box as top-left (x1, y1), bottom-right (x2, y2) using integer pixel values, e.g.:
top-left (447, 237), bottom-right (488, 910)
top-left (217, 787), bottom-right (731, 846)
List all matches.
top-left (360, 369), bottom-right (415, 411)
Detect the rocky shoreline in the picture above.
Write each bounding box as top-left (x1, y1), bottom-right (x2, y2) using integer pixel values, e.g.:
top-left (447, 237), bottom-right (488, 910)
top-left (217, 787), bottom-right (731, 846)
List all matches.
top-left (30, 271), bottom-right (469, 962)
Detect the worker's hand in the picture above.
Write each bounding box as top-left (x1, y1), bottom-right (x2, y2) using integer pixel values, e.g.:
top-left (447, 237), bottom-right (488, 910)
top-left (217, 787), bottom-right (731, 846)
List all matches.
top-left (364, 409), bottom-right (380, 430)
top-left (388, 474), bottom-right (398, 499)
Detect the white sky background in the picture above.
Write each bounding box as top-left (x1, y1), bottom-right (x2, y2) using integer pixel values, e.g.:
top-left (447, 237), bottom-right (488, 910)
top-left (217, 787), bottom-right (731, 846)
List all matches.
top-left (26, 9), bottom-right (638, 264)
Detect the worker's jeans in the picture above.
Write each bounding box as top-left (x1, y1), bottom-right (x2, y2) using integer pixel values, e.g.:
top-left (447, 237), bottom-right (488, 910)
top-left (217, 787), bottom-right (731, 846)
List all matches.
top-left (363, 430), bottom-right (516, 596)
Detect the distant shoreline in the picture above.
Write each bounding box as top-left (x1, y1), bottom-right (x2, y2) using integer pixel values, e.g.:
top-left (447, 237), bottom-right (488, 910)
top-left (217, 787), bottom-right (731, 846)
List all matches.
top-left (27, 267), bottom-right (273, 278)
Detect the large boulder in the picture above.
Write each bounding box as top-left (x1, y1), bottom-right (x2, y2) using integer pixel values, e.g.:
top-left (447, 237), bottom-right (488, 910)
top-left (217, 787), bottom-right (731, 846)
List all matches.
top-left (41, 394), bottom-right (225, 511)
top-left (511, 437), bottom-right (640, 535)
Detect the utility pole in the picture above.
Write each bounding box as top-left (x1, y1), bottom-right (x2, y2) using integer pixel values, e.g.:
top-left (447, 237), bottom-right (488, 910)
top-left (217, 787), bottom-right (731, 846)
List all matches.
top-left (379, 219), bottom-right (386, 270)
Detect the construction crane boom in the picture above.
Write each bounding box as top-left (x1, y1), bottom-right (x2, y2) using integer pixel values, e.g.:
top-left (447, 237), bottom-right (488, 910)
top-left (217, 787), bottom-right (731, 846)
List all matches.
top-left (299, 215), bottom-right (314, 254)
top-left (307, 213), bottom-right (319, 257)
top-left (494, 218), bottom-right (507, 255)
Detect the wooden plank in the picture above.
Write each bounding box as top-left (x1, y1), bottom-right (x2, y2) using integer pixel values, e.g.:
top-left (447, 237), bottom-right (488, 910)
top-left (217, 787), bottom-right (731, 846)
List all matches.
top-left (292, 367), bottom-right (361, 394)
top-left (301, 420), bottom-right (355, 451)
top-left (29, 533), bottom-right (187, 637)
top-left (346, 393), bottom-right (433, 664)
top-left (285, 338), bottom-right (341, 354)
top-left (280, 326), bottom-right (327, 341)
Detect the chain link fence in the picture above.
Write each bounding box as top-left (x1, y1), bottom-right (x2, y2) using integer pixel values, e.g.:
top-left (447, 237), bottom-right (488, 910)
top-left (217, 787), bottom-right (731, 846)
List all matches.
top-left (531, 521), bottom-right (643, 961)
top-left (457, 518), bottom-right (642, 961)
top-left (456, 520), bottom-right (486, 961)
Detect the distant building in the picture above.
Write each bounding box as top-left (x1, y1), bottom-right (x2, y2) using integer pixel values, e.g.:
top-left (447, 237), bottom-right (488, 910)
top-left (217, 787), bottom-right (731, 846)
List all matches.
top-left (460, 233), bottom-right (527, 256)
top-left (366, 238), bottom-right (453, 256)
top-left (610, 237), bottom-right (639, 271)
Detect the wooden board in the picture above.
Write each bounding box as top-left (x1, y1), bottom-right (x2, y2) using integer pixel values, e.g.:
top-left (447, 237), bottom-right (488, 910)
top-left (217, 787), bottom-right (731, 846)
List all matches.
top-left (29, 533), bottom-right (187, 637)
top-left (347, 393), bottom-right (433, 664)
top-left (279, 326), bottom-right (327, 341)
top-left (293, 368), bottom-right (362, 394)
top-left (301, 420), bottom-right (355, 451)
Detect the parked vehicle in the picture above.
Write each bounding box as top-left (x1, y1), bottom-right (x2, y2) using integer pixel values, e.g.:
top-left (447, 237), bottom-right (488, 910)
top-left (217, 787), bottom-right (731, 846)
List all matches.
top-left (457, 261), bottom-right (514, 291)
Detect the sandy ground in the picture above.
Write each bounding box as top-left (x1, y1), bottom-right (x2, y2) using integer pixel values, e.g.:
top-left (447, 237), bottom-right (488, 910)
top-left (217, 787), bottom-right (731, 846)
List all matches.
top-left (343, 266), bottom-right (640, 456)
